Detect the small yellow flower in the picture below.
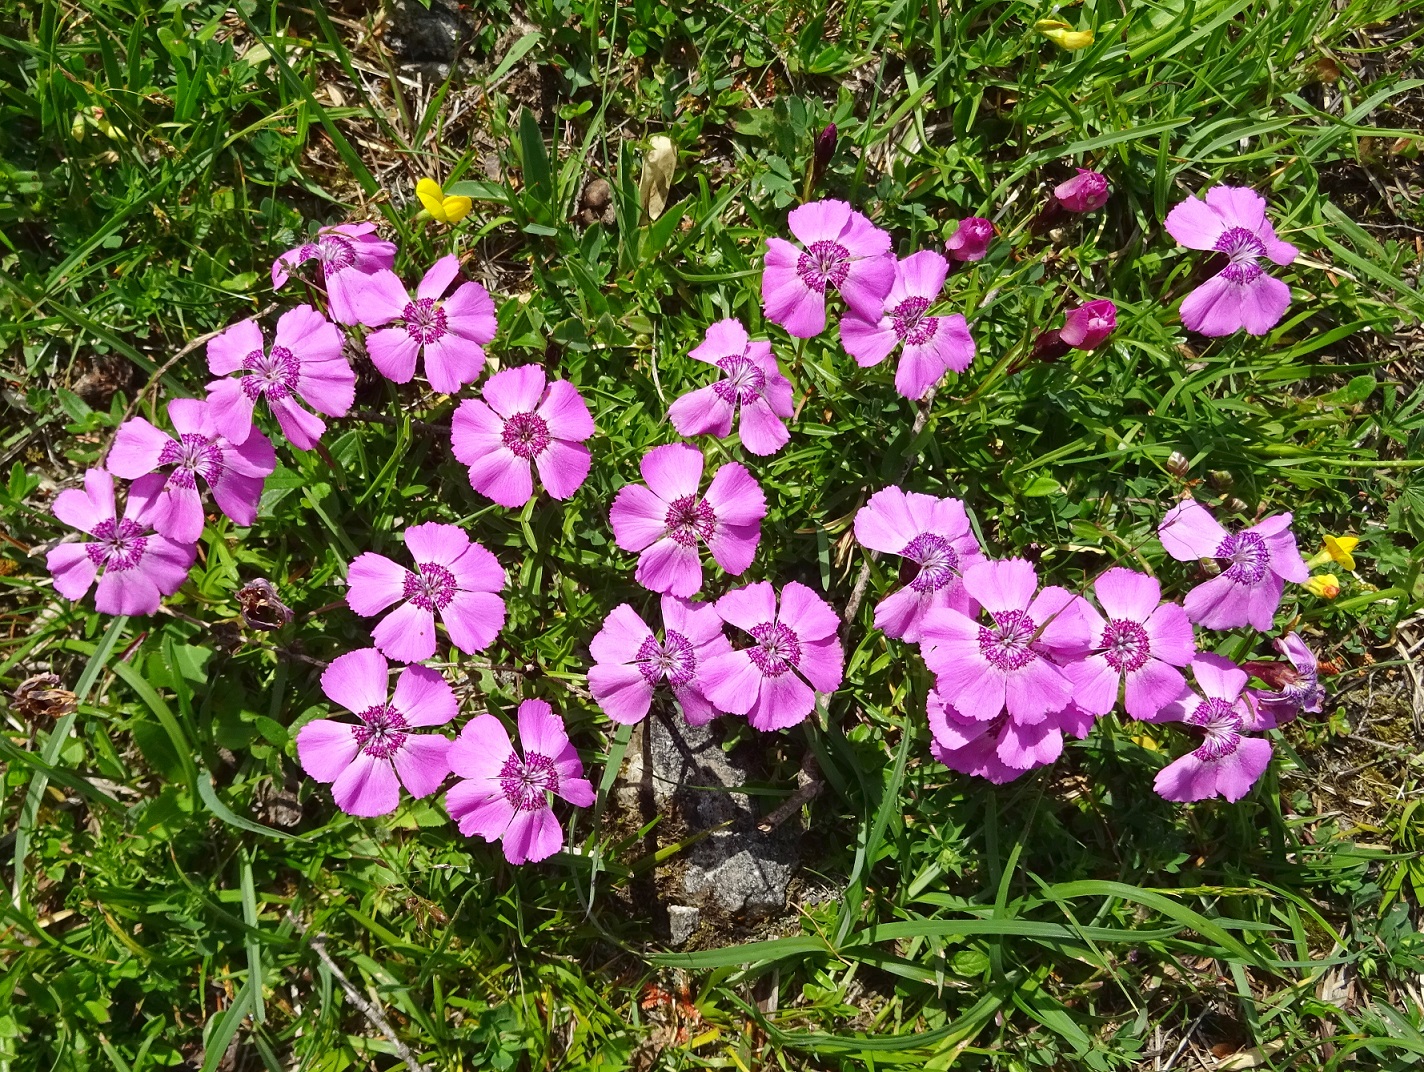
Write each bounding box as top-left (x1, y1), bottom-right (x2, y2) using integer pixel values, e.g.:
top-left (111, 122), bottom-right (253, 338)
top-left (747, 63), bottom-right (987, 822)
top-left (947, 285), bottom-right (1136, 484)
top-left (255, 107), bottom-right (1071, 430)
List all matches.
top-left (1304, 574), bottom-right (1341, 599)
top-left (1034, 19), bottom-right (1095, 50)
top-left (1305, 534), bottom-right (1358, 571)
top-left (416, 177), bottom-right (472, 225)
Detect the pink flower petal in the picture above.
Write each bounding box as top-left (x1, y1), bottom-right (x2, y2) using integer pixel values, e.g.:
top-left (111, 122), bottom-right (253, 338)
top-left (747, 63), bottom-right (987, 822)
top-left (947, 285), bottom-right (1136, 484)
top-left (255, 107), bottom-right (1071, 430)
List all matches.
top-left (714, 580), bottom-right (777, 633)
top-left (1163, 194), bottom-right (1226, 250)
top-left (610, 483), bottom-right (671, 552)
top-left (331, 752), bottom-right (401, 816)
top-left (47, 544), bottom-right (99, 601)
top-left (392, 664), bottom-right (458, 727)
top-left (590, 603), bottom-right (653, 663)
top-left (296, 718), bottom-right (359, 782)
top-left (839, 314), bottom-right (897, 367)
top-left (636, 538), bottom-right (704, 597)
top-left (534, 439), bottom-right (591, 500)
top-left (669, 385), bottom-right (735, 439)
top-left (321, 648), bottom-right (390, 715)
top-left (483, 364), bottom-right (546, 418)
top-left (393, 735), bottom-right (453, 798)
top-left (777, 581), bottom-right (839, 642)
top-left (688, 318), bottom-right (750, 365)
top-left (1123, 660), bottom-right (1189, 721)
top-left (446, 783), bottom-right (517, 840)
top-left (698, 650), bottom-right (761, 714)
top-left (502, 806), bottom-right (563, 864)
top-left (439, 590), bottom-right (505, 654)
top-left (372, 600), bottom-right (439, 664)
top-left (423, 335), bottom-right (484, 394)
top-left (346, 552), bottom-right (411, 617)
top-left (418, 254), bottom-right (462, 301)
top-left (366, 326), bottom-right (420, 384)
top-left (108, 417), bottom-right (173, 478)
top-left (704, 462), bottom-right (765, 526)
top-left (798, 634), bottom-right (844, 694)
top-left (208, 318), bottom-right (265, 375)
top-left (736, 399), bottom-right (789, 456)
top-left (589, 662), bottom-right (655, 724)
top-left (745, 671), bottom-right (814, 730)
top-left (1158, 500), bottom-right (1229, 561)
top-left (641, 442), bottom-right (704, 501)
top-left (449, 713), bottom-right (514, 781)
top-left (467, 448), bottom-right (534, 508)
top-left (962, 558), bottom-right (1037, 615)
top-left (1093, 566), bottom-right (1161, 622)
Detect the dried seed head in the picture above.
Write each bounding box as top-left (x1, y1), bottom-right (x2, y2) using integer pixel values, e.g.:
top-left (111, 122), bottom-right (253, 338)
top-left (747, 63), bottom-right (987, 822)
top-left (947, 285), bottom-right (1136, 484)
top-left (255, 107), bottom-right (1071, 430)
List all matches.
top-left (13, 674), bottom-right (77, 723)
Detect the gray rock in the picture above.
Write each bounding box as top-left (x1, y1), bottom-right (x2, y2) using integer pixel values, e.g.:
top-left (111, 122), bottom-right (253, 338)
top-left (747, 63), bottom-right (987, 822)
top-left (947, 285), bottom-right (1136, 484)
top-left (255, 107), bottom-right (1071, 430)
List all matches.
top-left (666, 905), bottom-right (700, 946)
top-left (385, 0), bottom-right (471, 64)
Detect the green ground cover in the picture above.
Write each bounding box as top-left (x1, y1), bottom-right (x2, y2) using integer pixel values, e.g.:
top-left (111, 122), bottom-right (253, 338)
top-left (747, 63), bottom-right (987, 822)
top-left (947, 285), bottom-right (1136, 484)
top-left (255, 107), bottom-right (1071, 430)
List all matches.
top-left (3, 0), bottom-right (1424, 1067)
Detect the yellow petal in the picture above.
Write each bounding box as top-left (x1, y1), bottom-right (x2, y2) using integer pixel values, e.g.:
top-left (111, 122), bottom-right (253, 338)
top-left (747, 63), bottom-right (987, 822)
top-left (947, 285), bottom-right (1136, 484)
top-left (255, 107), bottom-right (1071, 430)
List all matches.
top-left (440, 195), bottom-right (472, 224)
top-left (1323, 534), bottom-right (1357, 570)
top-left (416, 178), bottom-right (446, 218)
top-left (1035, 20), bottom-right (1095, 49)
top-left (1304, 574), bottom-right (1341, 598)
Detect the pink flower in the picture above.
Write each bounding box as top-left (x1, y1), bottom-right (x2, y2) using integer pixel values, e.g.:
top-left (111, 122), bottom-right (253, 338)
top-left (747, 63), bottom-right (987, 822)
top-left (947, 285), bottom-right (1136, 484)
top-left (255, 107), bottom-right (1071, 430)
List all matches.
top-left (1151, 654), bottom-right (1273, 803)
top-left (450, 365), bottom-right (594, 508)
top-left (46, 469), bottom-right (196, 615)
top-left (945, 217), bottom-right (994, 262)
top-left (346, 522), bottom-right (506, 663)
top-left (107, 398), bottom-right (276, 543)
top-left (667, 319), bottom-right (794, 457)
top-left (608, 443), bottom-right (765, 597)
top-left (1059, 300), bottom-right (1116, 350)
top-left (1066, 567), bottom-right (1196, 720)
top-left (1164, 185), bottom-right (1299, 337)
top-left (1054, 168), bottom-right (1110, 213)
top-left (361, 255), bottom-right (498, 394)
top-left (271, 222), bottom-right (404, 327)
top-left (839, 251), bottom-right (975, 401)
top-left (762, 199), bottom-right (895, 338)
top-left (1158, 499), bottom-right (1308, 631)
top-left (587, 597), bottom-right (732, 726)
top-left (445, 699), bottom-right (594, 865)
top-left (852, 486), bottom-right (984, 643)
top-left (920, 558), bottom-right (1092, 725)
top-left (928, 689), bottom-right (1094, 783)
top-left (700, 581), bottom-right (844, 731)
top-left (296, 648), bottom-right (456, 817)
top-left (205, 305), bottom-right (355, 451)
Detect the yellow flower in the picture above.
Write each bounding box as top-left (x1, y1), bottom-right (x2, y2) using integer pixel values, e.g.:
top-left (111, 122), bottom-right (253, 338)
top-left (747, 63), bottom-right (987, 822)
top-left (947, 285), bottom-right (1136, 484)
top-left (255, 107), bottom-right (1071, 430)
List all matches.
top-left (1305, 534), bottom-right (1358, 571)
top-left (1034, 19), bottom-right (1095, 50)
top-left (416, 177), bottom-right (472, 225)
top-left (1304, 574), bottom-right (1341, 599)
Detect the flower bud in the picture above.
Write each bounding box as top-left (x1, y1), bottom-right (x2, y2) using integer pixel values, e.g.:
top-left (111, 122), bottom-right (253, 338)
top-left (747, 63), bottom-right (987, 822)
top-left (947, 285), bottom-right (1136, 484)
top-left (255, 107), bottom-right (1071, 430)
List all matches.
top-left (1034, 19), bottom-right (1095, 50)
top-left (1053, 168), bottom-right (1110, 213)
top-left (1166, 451), bottom-right (1190, 478)
top-left (1028, 329), bottom-right (1071, 365)
top-left (1304, 574), bottom-right (1341, 599)
top-left (237, 578), bottom-right (294, 631)
top-left (813, 123), bottom-right (838, 184)
top-left (1207, 469), bottom-right (1234, 491)
top-left (1059, 300), bottom-right (1116, 350)
top-left (945, 216), bottom-right (995, 261)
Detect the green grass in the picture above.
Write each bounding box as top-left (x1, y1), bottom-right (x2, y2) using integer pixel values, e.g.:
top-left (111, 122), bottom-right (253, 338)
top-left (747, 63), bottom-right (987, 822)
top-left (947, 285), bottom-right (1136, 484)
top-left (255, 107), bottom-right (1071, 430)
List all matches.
top-left (4, 0), bottom-right (1424, 1068)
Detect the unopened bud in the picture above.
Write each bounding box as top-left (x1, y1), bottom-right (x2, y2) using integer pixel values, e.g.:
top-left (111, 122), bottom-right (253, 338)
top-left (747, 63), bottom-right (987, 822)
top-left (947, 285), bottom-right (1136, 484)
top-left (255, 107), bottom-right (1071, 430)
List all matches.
top-left (1207, 469), bottom-right (1234, 491)
top-left (1166, 451), bottom-right (1190, 478)
top-left (812, 123), bottom-right (838, 186)
top-left (1028, 329), bottom-right (1072, 366)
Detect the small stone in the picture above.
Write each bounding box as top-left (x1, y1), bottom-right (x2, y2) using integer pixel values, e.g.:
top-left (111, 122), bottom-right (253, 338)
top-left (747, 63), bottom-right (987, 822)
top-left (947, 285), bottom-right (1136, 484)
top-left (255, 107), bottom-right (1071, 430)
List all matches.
top-left (385, 0), bottom-right (472, 64)
top-left (667, 905), bottom-right (700, 945)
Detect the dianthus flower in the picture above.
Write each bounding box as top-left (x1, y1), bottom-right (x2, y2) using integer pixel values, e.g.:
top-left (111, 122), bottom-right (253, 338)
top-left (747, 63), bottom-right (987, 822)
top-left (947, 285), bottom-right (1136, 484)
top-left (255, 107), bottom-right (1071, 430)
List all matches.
top-left (1068, 567), bottom-right (1196, 720)
top-left (944, 217), bottom-right (994, 262)
top-left (852, 486), bottom-right (983, 643)
top-left (920, 558), bottom-right (1092, 724)
top-left (362, 255), bottom-right (498, 394)
top-left (1245, 632), bottom-right (1325, 724)
top-left (840, 250), bottom-right (976, 401)
top-left (762, 199), bottom-right (894, 338)
top-left (928, 689), bottom-right (1095, 783)
top-left (1054, 168), bottom-right (1110, 213)
top-left (700, 581), bottom-right (844, 731)
top-left (296, 648), bottom-right (456, 818)
top-left (46, 469), bottom-right (196, 616)
top-left (445, 699), bottom-right (594, 865)
top-left (1165, 185), bottom-right (1299, 337)
top-left (608, 443), bottom-right (765, 597)
top-left (450, 365), bottom-right (594, 508)
top-left (1150, 654), bottom-right (1273, 803)
top-left (1158, 499), bottom-right (1308, 631)
top-left (108, 398), bottom-right (276, 542)
top-left (271, 222), bottom-right (401, 327)
top-left (346, 522), bottom-right (506, 663)
top-left (587, 596), bottom-right (732, 726)
top-left (1060, 300), bottom-right (1117, 350)
top-left (206, 305), bottom-right (355, 451)
top-left (667, 319), bottom-right (794, 457)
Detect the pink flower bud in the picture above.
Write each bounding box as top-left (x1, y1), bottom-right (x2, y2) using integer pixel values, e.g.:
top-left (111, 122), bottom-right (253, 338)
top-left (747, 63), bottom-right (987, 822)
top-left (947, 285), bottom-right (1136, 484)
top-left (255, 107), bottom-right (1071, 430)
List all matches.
top-left (944, 216), bottom-right (994, 261)
top-left (1059, 300), bottom-right (1116, 350)
top-left (813, 123), bottom-right (838, 181)
top-left (1053, 168), bottom-right (1110, 213)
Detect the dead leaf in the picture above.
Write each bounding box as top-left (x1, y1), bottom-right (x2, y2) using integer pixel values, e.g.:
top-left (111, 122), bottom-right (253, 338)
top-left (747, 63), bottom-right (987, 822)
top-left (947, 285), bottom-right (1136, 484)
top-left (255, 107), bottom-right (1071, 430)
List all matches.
top-left (639, 135), bottom-right (676, 222)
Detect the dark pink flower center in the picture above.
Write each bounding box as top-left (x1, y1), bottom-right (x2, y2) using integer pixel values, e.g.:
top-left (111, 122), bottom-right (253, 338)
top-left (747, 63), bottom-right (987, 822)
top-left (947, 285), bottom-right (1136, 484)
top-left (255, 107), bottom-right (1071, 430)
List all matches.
top-left (402, 561), bottom-right (457, 612)
top-left (795, 240), bottom-right (851, 293)
top-left (157, 433), bottom-right (224, 490)
top-left (353, 704), bottom-right (408, 759)
top-left (1216, 531), bottom-right (1270, 584)
top-left (317, 233), bottom-right (356, 274)
top-left (1187, 697), bottom-right (1242, 761)
top-left (891, 296), bottom-right (939, 346)
top-left (1215, 226), bottom-right (1267, 285)
top-left (241, 345), bottom-right (301, 402)
top-left (978, 609), bottom-right (1038, 671)
top-left (500, 751), bottom-right (559, 811)
top-left (901, 532), bottom-right (959, 592)
top-left (1101, 618), bottom-right (1150, 673)
top-left (712, 355), bottom-right (766, 405)
top-left (85, 518), bottom-right (148, 572)
top-left (403, 297), bottom-right (448, 345)
top-left (501, 412), bottom-right (551, 459)
top-left (748, 621), bottom-right (800, 677)
top-left (663, 495), bottom-right (716, 546)
top-left (635, 629), bottom-right (697, 686)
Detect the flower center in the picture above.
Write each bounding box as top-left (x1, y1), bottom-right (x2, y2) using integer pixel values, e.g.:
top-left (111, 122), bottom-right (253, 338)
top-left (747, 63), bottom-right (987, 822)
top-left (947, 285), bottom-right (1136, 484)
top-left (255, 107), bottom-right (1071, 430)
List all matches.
top-left (712, 355), bottom-right (766, 405)
top-left (352, 704), bottom-right (409, 759)
top-left (240, 345), bottom-right (301, 402)
top-left (978, 609), bottom-right (1038, 671)
top-left (85, 518), bottom-right (148, 572)
top-left (1187, 697), bottom-right (1243, 761)
top-left (403, 297), bottom-right (448, 345)
top-left (891, 296), bottom-right (939, 346)
top-left (318, 233), bottom-right (357, 273)
top-left (634, 629), bottom-right (697, 687)
top-left (499, 751), bottom-right (559, 811)
top-left (402, 561), bottom-right (457, 612)
top-left (1100, 618), bottom-right (1150, 673)
top-left (747, 621), bottom-right (801, 678)
top-left (795, 239), bottom-right (851, 293)
top-left (1214, 226), bottom-right (1267, 285)
top-left (901, 532), bottom-right (959, 592)
top-left (1216, 531), bottom-right (1270, 585)
top-left (501, 412), bottom-right (551, 459)
top-left (157, 433), bottom-right (224, 490)
top-left (663, 495), bottom-right (716, 547)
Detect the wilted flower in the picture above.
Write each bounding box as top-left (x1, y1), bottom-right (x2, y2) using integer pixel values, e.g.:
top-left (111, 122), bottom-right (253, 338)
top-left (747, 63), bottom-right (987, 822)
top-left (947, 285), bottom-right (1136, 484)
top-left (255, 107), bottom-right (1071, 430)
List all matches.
top-left (415, 177), bottom-right (473, 225)
top-left (271, 222), bottom-right (401, 327)
top-left (668, 319), bottom-right (794, 456)
top-left (12, 674), bottom-right (77, 722)
top-left (1054, 169), bottom-right (1110, 213)
top-left (1060, 300), bottom-right (1117, 350)
top-left (944, 217), bottom-right (994, 262)
top-left (1246, 632), bottom-right (1325, 723)
top-left (762, 199), bottom-right (895, 338)
top-left (236, 578), bottom-right (294, 631)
